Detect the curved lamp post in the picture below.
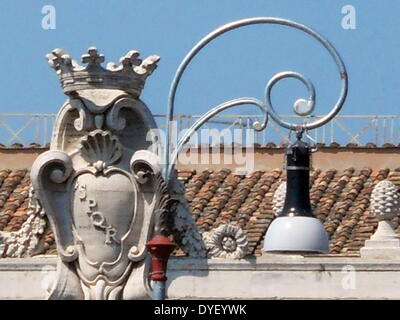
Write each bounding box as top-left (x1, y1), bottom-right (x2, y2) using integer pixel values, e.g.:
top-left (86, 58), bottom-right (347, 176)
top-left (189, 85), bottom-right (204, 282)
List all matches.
top-left (164, 17), bottom-right (347, 180)
top-left (149, 16), bottom-right (348, 299)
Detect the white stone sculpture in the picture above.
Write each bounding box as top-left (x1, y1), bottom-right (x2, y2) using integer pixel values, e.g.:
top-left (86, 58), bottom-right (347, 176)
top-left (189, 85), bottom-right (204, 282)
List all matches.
top-left (203, 224), bottom-right (249, 259)
top-left (360, 180), bottom-right (400, 259)
top-left (30, 47), bottom-right (177, 299)
top-left (0, 187), bottom-right (47, 258)
top-left (272, 181), bottom-right (286, 216)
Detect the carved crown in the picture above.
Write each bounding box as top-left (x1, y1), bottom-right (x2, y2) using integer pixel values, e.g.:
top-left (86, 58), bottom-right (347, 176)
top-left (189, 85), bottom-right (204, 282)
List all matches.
top-left (46, 47), bottom-right (160, 97)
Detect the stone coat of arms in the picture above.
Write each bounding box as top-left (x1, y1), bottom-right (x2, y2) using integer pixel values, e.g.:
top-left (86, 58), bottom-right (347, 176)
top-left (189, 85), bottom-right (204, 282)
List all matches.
top-left (31, 47), bottom-right (171, 299)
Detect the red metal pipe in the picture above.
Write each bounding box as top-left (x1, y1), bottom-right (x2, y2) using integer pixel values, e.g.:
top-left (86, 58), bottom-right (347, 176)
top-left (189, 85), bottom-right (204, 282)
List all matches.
top-left (146, 235), bottom-right (176, 282)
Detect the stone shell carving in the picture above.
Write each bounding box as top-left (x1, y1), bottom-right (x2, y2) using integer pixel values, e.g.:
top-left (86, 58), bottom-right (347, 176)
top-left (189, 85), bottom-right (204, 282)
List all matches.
top-left (79, 129), bottom-right (122, 169)
top-left (371, 180), bottom-right (400, 220)
top-left (169, 176), bottom-right (207, 258)
top-left (0, 187), bottom-right (47, 258)
top-left (272, 181), bottom-right (286, 216)
top-left (203, 224), bottom-right (249, 259)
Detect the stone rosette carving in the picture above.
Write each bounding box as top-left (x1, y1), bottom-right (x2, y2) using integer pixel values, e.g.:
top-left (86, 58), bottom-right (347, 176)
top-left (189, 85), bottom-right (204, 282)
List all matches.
top-left (30, 47), bottom-right (176, 300)
top-left (272, 181), bottom-right (286, 216)
top-left (203, 224), bottom-right (249, 259)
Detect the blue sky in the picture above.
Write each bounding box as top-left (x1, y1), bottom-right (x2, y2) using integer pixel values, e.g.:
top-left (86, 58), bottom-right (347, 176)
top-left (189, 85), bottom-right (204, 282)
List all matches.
top-left (0, 0), bottom-right (399, 143)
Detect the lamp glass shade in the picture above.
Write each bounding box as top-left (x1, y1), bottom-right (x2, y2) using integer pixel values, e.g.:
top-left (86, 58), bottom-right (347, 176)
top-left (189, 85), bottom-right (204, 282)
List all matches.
top-left (263, 216), bottom-right (329, 253)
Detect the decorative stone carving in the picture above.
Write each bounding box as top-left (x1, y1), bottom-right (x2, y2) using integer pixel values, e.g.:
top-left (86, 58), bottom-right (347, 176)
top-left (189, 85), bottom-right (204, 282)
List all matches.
top-left (360, 180), bottom-right (400, 259)
top-left (169, 176), bottom-right (207, 258)
top-left (79, 130), bottom-right (123, 169)
top-left (30, 47), bottom-right (178, 299)
top-left (203, 224), bottom-right (249, 259)
top-left (272, 181), bottom-right (286, 216)
top-left (0, 187), bottom-right (47, 258)
top-left (46, 47), bottom-right (159, 97)
top-left (370, 180), bottom-right (400, 220)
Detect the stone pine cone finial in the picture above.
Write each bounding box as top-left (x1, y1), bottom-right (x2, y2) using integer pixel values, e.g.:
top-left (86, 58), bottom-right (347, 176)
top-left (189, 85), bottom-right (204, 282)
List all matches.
top-left (46, 46), bottom-right (160, 97)
top-left (272, 181), bottom-right (287, 216)
top-left (371, 180), bottom-right (400, 221)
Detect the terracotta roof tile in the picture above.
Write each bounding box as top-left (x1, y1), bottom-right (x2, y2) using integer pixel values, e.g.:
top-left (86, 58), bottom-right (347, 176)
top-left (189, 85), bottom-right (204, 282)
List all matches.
top-left (2, 166), bottom-right (400, 257)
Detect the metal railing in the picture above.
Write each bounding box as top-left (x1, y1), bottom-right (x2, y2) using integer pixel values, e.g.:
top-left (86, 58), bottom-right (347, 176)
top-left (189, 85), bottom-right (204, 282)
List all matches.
top-left (0, 113), bottom-right (55, 147)
top-left (0, 113), bottom-right (399, 147)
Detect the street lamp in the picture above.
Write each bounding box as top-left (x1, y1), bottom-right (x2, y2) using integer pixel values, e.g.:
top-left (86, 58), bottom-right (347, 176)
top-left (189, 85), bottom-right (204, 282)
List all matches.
top-left (163, 17), bottom-right (348, 257)
top-left (263, 132), bottom-right (330, 253)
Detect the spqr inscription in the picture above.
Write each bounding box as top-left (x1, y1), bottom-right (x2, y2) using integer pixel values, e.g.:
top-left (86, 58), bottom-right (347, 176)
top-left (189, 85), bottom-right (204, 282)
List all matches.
top-left (76, 183), bottom-right (120, 245)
